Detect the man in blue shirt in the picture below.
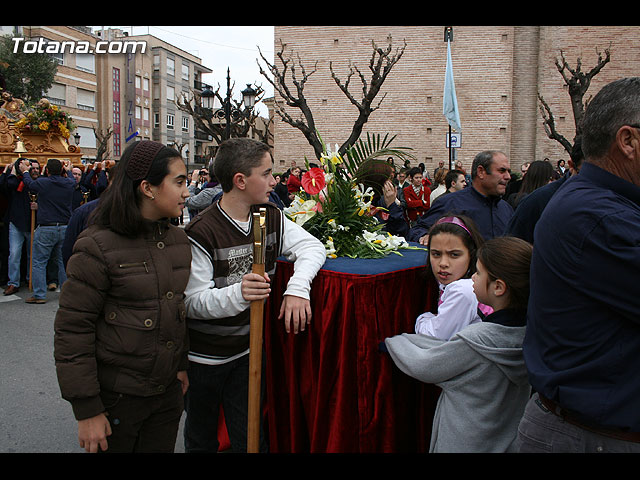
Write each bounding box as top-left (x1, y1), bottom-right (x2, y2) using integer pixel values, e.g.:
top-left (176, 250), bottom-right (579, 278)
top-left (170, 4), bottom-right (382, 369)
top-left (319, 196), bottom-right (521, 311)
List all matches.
top-left (408, 150), bottom-right (513, 244)
top-left (516, 77), bottom-right (640, 452)
top-left (20, 158), bottom-right (75, 304)
top-left (1, 159), bottom-right (35, 295)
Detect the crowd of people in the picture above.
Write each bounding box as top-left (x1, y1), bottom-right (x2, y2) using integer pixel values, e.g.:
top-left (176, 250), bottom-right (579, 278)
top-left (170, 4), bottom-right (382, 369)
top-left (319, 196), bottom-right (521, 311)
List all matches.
top-left (386, 77), bottom-right (640, 453)
top-left (0, 158), bottom-right (108, 302)
top-left (1, 76), bottom-right (639, 454)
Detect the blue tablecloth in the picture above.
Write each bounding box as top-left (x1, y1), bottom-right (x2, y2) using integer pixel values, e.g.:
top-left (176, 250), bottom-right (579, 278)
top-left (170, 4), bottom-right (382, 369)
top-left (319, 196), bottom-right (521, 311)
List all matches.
top-left (282, 242), bottom-right (429, 275)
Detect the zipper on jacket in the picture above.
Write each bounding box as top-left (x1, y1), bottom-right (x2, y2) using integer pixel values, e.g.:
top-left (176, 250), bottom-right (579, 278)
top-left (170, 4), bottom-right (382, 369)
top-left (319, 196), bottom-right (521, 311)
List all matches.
top-left (118, 261), bottom-right (149, 273)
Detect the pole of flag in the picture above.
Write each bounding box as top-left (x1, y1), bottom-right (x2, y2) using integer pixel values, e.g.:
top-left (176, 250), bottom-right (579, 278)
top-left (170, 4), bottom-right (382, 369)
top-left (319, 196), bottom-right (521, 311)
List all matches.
top-left (443, 26), bottom-right (461, 170)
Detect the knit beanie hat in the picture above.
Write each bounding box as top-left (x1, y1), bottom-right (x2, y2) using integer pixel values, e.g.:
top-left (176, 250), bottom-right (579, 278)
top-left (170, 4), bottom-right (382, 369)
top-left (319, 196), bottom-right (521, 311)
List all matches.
top-left (126, 140), bottom-right (166, 181)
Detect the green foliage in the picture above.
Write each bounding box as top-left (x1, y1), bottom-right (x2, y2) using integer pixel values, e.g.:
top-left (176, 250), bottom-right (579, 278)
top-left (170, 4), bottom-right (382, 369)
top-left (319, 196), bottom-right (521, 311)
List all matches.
top-left (286, 130), bottom-right (420, 259)
top-left (343, 132), bottom-right (415, 175)
top-left (0, 35), bottom-right (58, 104)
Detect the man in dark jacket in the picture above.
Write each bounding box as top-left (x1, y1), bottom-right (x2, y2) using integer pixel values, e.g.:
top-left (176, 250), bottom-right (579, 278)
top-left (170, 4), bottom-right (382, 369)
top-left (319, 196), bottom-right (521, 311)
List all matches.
top-left (0, 159), bottom-right (35, 295)
top-left (408, 150), bottom-right (513, 244)
top-left (70, 166), bottom-right (90, 210)
top-left (516, 77), bottom-right (640, 453)
top-left (20, 158), bottom-right (75, 304)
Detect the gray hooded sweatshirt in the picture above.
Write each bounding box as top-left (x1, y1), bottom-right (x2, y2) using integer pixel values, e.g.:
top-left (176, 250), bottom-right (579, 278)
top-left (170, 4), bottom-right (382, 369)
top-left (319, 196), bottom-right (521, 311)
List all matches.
top-left (385, 318), bottom-right (530, 453)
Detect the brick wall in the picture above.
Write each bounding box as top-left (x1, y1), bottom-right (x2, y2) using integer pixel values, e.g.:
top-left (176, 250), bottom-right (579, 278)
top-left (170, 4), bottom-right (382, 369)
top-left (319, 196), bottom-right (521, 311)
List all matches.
top-left (271, 26), bottom-right (640, 175)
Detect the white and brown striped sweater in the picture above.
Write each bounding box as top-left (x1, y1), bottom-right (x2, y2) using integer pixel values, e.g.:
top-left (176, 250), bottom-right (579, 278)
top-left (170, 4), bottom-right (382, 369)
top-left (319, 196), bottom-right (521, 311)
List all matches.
top-left (184, 200), bottom-right (325, 365)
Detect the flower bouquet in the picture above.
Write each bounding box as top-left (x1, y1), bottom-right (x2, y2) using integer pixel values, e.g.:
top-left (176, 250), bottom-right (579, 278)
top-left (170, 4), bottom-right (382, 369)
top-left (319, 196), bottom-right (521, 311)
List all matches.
top-left (284, 133), bottom-right (424, 259)
top-left (14, 98), bottom-right (76, 139)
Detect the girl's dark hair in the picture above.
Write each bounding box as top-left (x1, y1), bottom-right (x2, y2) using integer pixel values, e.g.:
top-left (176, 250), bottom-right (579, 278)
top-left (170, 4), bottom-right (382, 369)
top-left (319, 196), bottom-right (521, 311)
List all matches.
top-left (89, 140), bottom-right (181, 237)
top-left (427, 213), bottom-right (485, 278)
top-left (407, 166), bottom-right (422, 178)
top-left (516, 160), bottom-right (553, 199)
top-left (477, 236), bottom-right (533, 310)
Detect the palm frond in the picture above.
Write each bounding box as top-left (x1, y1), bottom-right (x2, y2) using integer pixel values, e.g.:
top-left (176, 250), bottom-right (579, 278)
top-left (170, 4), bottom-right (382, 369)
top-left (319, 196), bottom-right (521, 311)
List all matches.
top-left (344, 132), bottom-right (415, 175)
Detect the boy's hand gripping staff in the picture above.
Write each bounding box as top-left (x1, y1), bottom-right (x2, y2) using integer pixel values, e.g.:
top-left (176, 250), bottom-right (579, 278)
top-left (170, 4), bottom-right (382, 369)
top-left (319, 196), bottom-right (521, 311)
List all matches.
top-left (248, 208), bottom-right (266, 453)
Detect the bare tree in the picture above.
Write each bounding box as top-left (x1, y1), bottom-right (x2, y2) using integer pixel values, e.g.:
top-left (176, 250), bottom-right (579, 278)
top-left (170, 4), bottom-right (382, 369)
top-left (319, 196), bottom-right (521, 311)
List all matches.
top-left (170, 141), bottom-right (188, 155)
top-left (258, 38), bottom-right (406, 160)
top-left (538, 46), bottom-right (611, 155)
top-left (92, 125), bottom-right (113, 163)
top-left (175, 82), bottom-right (266, 147)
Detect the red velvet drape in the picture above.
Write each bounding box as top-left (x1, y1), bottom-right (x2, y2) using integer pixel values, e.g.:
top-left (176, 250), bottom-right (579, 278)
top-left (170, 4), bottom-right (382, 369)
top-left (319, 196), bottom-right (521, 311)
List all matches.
top-left (263, 260), bottom-right (440, 453)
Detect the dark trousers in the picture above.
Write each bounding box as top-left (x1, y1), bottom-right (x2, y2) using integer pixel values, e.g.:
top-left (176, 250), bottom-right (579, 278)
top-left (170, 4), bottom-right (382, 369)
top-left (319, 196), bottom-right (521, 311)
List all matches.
top-left (183, 354), bottom-right (268, 453)
top-left (99, 379), bottom-right (184, 453)
top-left (515, 393), bottom-right (640, 453)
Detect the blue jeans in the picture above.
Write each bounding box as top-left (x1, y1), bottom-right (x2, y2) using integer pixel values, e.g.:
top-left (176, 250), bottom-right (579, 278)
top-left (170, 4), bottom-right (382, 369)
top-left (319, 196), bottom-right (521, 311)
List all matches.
top-left (31, 225), bottom-right (67, 299)
top-left (183, 354), bottom-right (268, 453)
top-left (7, 222), bottom-right (30, 287)
top-left (515, 393), bottom-right (640, 453)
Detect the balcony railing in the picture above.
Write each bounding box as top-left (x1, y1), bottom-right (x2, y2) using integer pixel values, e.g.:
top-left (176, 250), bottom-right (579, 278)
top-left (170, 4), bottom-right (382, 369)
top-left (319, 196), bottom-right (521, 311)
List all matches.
top-left (194, 80), bottom-right (212, 91)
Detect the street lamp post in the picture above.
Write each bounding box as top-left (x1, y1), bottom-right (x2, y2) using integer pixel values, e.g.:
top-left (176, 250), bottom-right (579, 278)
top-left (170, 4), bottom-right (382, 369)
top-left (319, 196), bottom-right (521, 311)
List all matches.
top-left (200, 67), bottom-right (258, 141)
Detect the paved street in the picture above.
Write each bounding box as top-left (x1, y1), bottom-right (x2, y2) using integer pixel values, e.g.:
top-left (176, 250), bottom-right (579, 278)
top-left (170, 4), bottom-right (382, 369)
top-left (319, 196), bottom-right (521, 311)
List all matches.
top-left (0, 287), bottom-right (186, 453)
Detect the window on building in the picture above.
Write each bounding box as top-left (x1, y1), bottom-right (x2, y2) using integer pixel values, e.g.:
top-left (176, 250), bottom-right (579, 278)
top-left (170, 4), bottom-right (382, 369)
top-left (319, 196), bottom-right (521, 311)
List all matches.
top-left (113, 67), bottom-right (120, 93)
top-left (77, 88), bottom-right (95, 111)
top-left (43, 38), bottom-right (64, 65)
top-left (154, 112), bottom-right (160, 128)
top-left (135, 76), bottom-right (141, 89)
top-left (167, 85), bottom-right (175, 101)
top-left (182, 64), bottom-right (189, 81)
top-left (182, 116), bottom-right (189, 132)
top-left (144, 108), bottom-right (150, 122)
top-left (143, 77), bottom-right (150, 92)
top-left (113, 132), bottom-right (121, 157)
top-left (76, 126), bottom-right (97, 149)
top-left (45, 83), bottom-right (66, 106)
top-left (113, 100), bottom-right (120, 124)
top-left (167, 57), bottom-right (175, 76)
top-left (135, 106), bottom-right (141, 119)
top-left (167, 113), bottom-right (174, 129)
top-left (76, 53), bottom-right (95, 73)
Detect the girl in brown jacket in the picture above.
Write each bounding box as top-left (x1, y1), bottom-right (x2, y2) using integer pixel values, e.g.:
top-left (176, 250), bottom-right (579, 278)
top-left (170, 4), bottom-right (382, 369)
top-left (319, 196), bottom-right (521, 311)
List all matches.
top-left (54, 140), bottom-right (191, 453)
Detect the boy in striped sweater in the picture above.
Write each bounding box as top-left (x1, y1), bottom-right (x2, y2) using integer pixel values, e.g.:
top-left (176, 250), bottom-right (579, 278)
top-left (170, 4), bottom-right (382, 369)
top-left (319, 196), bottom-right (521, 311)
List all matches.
top-left (183, 138), bottom-right (325, 452)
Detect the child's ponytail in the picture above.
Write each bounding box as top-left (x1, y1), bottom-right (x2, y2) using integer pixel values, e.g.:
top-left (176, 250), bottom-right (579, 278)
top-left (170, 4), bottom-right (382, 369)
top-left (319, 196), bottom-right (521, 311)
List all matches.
top-left (477, 237), bottom-right (533, 310)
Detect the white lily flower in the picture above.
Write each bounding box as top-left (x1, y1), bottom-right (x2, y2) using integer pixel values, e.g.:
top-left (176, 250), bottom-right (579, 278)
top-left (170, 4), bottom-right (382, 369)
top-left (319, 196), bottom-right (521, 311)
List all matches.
top-left (284, 198), bottom-right (318, 226)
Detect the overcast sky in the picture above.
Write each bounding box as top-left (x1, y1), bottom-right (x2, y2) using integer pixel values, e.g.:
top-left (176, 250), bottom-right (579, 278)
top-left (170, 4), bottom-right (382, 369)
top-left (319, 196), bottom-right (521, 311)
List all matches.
top-left (91, 26), bottom-right (275, 116)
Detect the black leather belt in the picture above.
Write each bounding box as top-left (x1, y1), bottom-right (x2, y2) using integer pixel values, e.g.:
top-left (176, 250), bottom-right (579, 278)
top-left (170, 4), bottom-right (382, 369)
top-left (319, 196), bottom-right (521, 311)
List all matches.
top-left (38, 222), bottom-right (67, 226)
top-left (539, 394), bottom-right (640, 443)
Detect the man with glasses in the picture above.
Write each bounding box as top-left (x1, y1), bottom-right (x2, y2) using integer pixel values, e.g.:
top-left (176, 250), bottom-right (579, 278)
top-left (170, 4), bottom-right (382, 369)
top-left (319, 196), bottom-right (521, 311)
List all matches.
top-left (517, 77), bottom-right (640, 453)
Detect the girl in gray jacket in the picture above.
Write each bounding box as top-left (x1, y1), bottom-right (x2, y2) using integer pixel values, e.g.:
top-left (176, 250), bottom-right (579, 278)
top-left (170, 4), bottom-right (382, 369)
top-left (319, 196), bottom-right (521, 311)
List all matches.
top-left (385, 236), bottom-right (533, 452)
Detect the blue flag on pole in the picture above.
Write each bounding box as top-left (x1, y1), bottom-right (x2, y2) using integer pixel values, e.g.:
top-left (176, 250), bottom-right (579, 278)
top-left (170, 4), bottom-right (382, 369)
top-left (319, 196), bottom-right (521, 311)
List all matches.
top-left (443, 40), bottom-right (462, 132)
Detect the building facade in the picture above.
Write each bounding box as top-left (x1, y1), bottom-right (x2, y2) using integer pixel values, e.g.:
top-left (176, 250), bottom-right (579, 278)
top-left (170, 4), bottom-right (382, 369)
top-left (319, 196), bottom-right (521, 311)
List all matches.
top-left (2, 26), bottom-right (214, 169)
top-left (271, 26), bottom-right (640, 175)
top-left (10, 26), bottom-right (100, 159)
top-left (94, 28), bottom-right (212, 169)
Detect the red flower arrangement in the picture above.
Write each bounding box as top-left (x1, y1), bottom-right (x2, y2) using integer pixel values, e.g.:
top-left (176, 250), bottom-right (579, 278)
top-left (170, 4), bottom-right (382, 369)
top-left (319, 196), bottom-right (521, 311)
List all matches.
top-left (301, 167), bottom-right (326, 195)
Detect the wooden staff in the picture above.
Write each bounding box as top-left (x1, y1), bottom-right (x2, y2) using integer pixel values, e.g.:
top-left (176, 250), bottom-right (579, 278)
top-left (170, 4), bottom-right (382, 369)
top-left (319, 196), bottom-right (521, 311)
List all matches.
top-left (28, 192), bottom-right (37, 291)
top-left (247, 207), bottom-right (266, 453)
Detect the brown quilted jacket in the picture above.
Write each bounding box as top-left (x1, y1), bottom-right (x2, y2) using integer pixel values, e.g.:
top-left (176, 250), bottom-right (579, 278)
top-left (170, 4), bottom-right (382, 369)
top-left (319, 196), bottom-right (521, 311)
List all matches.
top-left (54, 219), bottom-right (192, 420)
